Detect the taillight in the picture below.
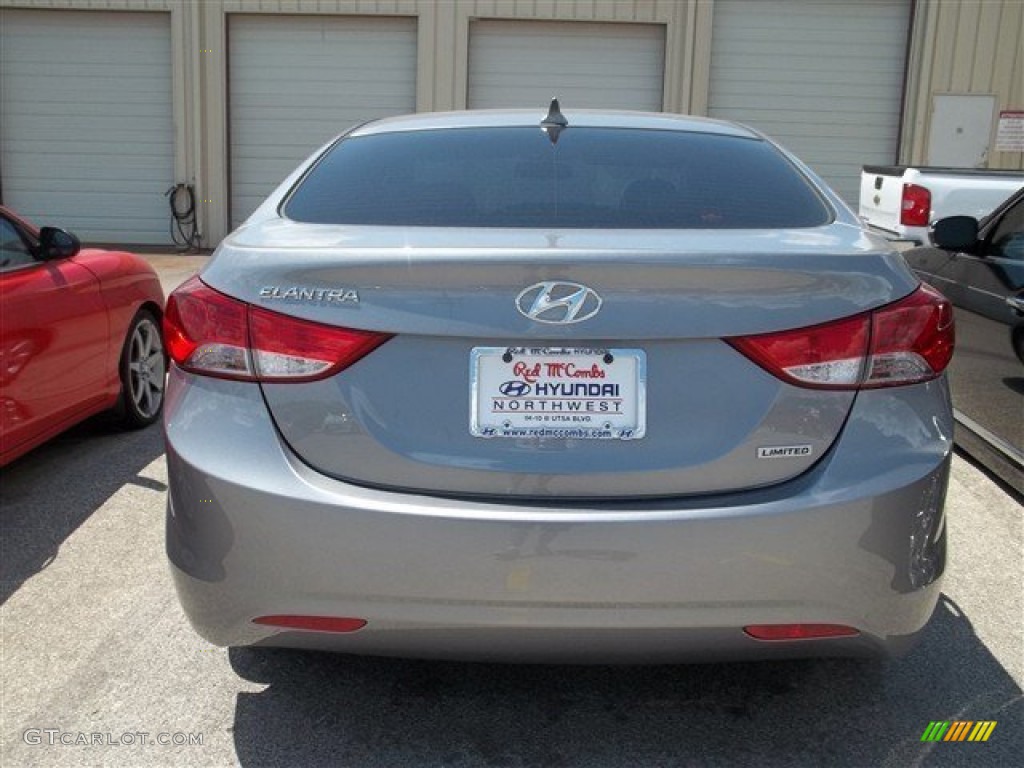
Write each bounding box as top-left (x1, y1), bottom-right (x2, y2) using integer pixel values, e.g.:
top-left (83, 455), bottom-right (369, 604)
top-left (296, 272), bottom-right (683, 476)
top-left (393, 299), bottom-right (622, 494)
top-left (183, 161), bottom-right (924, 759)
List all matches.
top-left (864, 283), bottom-right (954, 387)
top-left (727, 313), bottom-right (869, 389)
top-left (728, 285), bottom-right (954, 390)
top-left (164, 277), bottom-right (252, 379)
top-left (164, 276), bottom-right (391, 382)
top-left (900, 183), bottom-right (931, 227)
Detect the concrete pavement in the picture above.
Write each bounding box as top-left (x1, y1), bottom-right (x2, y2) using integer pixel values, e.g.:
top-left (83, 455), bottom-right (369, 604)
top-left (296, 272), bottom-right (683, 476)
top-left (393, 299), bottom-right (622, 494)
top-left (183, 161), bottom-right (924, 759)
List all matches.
top-left (0, 249), bottom-right (1019, 767)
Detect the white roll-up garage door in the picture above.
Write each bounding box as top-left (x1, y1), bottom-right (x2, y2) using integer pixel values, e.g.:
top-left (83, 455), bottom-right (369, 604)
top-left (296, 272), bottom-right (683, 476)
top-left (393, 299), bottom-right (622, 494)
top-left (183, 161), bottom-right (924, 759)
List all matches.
top-left (0, 10), bottom-right (174, 244)
top-left (708, 0), bottom-right (911, 205)
top-left (468, 20), bottom-right (665, 111)
top-left (228, 15), bottom-right (417, 228)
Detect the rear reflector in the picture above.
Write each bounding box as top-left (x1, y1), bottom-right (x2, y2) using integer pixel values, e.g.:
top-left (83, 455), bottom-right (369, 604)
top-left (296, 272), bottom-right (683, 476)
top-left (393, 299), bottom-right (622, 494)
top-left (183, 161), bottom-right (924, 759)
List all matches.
top-left (727, 285), bottom-right (954, 390)
top-left (164, 276), bottom-right (391, 382)
top-left (744, 624), bottom-right (859, 641)
top-left (253, 615), bottom-right (367, 633)
top-left (900, 182), bottom-right (932, 227)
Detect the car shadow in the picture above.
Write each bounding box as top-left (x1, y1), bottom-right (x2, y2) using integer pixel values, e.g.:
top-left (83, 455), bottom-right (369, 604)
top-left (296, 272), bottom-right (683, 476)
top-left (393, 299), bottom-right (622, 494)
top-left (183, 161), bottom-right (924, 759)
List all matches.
top-left (1003, 377), bottom-right (1024, 396)
top-left (228, 596), bottom-right (1022, 767)
top-left (0, 414), bottom-right (166, 605)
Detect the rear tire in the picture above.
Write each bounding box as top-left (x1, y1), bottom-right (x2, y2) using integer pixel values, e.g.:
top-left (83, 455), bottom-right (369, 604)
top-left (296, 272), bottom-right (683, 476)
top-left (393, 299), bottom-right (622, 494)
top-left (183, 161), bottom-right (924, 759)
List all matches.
top-left (117, 309), bottom-right (166, 429)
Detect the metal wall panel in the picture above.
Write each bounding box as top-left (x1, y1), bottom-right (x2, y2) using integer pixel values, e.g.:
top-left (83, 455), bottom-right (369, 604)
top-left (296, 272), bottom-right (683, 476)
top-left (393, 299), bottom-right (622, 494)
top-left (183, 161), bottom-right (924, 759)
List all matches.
top-left (906, 0), bottom-right (1023, 170)
top-left (0, 8), bottom-right (174, 243)
top-left (227, 14), bottom-right (417, 227)
top-left (467, 19), bottom-right (666, 111)
top-left (707, 0), bottom-right (911, 206)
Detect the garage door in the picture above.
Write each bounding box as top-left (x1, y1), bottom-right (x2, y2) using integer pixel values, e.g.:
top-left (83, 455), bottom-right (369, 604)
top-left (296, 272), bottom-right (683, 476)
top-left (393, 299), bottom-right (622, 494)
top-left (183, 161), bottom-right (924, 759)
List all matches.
top-left (708, 0), bottom-right (911, 205)
top-left (468, 20), bottom-right (665, 111)
top-left (228, 15), bottom-right (417, 228)
top-left (0, 10), bottom-right (174, 244)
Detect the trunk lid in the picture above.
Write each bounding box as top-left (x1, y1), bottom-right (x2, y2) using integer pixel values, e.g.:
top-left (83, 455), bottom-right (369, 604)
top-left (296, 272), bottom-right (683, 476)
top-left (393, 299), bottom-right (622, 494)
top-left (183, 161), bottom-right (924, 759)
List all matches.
top-left (201, 221), bottom-right (917, 498)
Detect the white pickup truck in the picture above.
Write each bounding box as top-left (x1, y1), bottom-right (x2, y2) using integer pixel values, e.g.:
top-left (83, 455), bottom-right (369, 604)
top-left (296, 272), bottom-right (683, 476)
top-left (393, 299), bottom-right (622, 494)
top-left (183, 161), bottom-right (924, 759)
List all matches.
top-left (858, 166), bottom-right (1024, 244)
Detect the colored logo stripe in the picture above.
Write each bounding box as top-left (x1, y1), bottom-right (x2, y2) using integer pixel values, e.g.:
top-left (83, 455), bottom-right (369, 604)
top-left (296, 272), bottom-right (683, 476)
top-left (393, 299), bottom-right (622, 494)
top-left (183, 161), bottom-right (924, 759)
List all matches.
top-left (921, 721), bottom-right (996, 742)
top-left (945, 721), bottom-right (972, 741)
top-left (969, 722), bottom-right (997, 742)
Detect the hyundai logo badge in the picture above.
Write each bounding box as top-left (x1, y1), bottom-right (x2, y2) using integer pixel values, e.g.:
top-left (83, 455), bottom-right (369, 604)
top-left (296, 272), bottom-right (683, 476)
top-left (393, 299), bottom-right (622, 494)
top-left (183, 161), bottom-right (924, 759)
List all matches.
top-left (498, 380), bottom-right (532, 397)
top-left (516, 281), bottom-right (602, 324)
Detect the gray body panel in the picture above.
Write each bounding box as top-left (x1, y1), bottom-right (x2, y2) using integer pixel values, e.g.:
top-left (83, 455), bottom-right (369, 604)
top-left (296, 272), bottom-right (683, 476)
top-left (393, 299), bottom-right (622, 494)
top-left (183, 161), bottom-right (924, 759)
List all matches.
top-left (204, 224), bottom-right (915, 339)
top-left (165, 368), bottom-right (951, 661)
top-left (263, 336), bottom-right (853, 497)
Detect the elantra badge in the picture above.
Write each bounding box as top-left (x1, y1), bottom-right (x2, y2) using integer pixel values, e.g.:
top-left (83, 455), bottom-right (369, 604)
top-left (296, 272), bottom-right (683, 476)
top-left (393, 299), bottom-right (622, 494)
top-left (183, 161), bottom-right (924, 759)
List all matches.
top-left (259, 286), bottom-right (359, 304)
top-left (516, 281), bottom-right (602, 324)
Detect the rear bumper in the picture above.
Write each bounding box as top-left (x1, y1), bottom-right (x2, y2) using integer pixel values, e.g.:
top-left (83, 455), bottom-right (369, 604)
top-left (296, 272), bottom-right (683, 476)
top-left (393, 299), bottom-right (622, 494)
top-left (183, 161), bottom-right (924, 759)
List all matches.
top-left (165, 367), bottom-right (952, 662)
top-left (862, 222), bottom-right (925, 245)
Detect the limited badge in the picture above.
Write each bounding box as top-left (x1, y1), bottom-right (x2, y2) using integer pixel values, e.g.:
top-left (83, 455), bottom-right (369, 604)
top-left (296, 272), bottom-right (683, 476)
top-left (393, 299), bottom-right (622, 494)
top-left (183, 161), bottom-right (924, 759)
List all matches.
top-left (758, 445), bottom-right (813, 459)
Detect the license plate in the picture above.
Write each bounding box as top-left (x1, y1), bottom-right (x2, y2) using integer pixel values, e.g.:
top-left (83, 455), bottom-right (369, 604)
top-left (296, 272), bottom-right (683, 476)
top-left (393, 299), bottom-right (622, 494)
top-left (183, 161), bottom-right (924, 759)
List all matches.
top-left (470, 347), bottom-right (646, 440)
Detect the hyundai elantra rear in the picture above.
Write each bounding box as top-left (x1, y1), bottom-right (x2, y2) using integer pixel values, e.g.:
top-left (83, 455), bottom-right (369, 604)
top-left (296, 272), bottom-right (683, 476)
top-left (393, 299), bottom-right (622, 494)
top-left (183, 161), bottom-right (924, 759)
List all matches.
top-left (164, 109), bottom-right (953, 662)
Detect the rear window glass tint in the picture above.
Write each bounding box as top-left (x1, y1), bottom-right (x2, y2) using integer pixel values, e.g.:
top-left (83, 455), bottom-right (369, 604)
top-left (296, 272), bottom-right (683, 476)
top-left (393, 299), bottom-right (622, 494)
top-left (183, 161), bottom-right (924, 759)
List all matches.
top-left (284, 127), bottom-right (832, 229)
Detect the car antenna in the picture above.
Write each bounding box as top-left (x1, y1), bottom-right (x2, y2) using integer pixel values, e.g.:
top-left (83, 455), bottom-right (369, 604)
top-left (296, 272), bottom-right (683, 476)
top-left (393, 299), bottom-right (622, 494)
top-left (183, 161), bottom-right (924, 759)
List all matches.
top-left (541, 98), bottom-right (568, 145)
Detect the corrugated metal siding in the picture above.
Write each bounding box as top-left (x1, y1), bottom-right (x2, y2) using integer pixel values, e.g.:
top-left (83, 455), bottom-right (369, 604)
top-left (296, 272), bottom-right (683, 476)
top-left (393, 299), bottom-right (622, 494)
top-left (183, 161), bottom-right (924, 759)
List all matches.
top-left (467, 20), bottom-right (665, 110)
top-left (3, 0), bottom-right (1017, 243)
top-left (708, 0), bottom-right (911, 205)
top-left (0, 8), bottom-right (174, 243)
top-left (228, 14), bottom-right (417, 227)
top-left (1, 0), bottom-right (173, 8)
top-left (907, 0), bottom-right (1023, 169)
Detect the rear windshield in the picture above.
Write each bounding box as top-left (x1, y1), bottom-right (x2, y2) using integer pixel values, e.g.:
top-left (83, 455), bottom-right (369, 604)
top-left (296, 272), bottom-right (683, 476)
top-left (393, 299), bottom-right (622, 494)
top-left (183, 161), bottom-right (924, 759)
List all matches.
top-left (284, 127), bottom-right (832, 229)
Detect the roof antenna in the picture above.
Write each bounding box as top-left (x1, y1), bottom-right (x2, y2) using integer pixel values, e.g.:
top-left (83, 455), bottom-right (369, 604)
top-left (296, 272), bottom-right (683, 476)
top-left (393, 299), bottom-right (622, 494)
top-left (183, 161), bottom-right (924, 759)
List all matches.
top-left (541, 98), bottom-right (568, 145)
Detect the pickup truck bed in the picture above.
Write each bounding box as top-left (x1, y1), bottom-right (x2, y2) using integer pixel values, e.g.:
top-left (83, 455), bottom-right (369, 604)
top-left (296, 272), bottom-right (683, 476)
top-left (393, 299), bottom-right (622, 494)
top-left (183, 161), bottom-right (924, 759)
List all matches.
top-left (859, 165), bottom-right (1024, 244)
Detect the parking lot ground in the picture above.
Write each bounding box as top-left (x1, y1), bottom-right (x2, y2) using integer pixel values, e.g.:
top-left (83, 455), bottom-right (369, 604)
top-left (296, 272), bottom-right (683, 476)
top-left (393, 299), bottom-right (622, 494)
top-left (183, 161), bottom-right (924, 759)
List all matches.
top-left (1, 254), bottom-right (1021, 767)
top-left (139, 252), bottom-right (210, 298)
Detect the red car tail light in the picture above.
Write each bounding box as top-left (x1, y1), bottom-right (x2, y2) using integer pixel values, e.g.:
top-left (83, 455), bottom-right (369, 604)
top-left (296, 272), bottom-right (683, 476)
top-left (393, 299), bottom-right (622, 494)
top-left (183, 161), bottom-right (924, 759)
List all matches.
top-left (727, 313), bottom-right (869, 389)
top-left (900, 183), bottom-right (931, 227)
top-left (164, 277), bottom-right (253, 379)
top-left (164, 276), bottom-right (391, 382)
top-left (248, 305), bottom-right (391, 382)
top-left (864, 283), bottom-right (954, 387)
top-left (728, 285), bottom-right (954, 390)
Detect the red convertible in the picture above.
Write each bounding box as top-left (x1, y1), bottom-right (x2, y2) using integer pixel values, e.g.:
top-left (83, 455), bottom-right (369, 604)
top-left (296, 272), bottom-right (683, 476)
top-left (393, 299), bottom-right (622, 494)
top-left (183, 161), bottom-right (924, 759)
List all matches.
top-left (0, 206), bottom-right (166, 466)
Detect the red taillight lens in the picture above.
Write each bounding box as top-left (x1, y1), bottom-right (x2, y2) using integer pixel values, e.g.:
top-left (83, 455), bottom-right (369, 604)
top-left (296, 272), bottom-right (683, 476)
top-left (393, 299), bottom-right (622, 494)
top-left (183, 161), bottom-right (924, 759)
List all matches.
top-left (164, 277), bottom-right (252, 379)
top-left (864, 283), bottom-right (954, 388)
top-left (900, 183), bottom-right (931, 227)
top-left (164, 276), bottom-right (391, 382)
top-left (727, 313), bottom-right (869, 389)
top-left (249, 305), bottom-right (391, 382)
top-left (728, 286), bottom-right (954, 390)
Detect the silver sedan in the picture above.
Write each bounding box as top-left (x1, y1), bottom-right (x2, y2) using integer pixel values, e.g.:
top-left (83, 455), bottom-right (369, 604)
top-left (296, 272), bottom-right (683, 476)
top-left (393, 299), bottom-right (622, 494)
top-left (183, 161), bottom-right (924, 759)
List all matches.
top-left (163, 106), bottom-right (954, 662)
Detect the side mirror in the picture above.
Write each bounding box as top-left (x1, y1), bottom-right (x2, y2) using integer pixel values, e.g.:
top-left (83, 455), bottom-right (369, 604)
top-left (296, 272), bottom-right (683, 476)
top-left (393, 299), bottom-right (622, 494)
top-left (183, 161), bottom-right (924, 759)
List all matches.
top-left (929, 216), bottom-right (978, 251)
top-left (37, 227), bottom-right (81, 261)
